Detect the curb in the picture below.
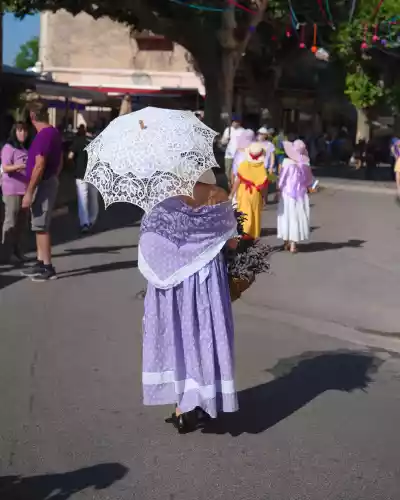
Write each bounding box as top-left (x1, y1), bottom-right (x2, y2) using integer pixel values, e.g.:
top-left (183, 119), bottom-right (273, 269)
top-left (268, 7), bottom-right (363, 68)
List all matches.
top-left (320, 179), bottom-right (396, 195)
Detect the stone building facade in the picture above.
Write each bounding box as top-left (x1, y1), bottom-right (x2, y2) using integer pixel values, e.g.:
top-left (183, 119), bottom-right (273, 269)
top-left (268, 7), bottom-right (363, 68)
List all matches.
top-left (39, 11), bottom-right (204, 97)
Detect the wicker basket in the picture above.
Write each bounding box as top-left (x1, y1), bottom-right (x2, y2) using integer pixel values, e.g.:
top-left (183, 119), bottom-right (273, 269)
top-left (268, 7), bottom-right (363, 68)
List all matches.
top-left (229, 275), bottom-right (255, 302)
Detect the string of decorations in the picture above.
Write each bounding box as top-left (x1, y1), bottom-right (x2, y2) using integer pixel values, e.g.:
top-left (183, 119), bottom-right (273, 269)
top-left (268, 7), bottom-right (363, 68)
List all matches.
top-left (168, 0), bottom-right (258, 14)
top-left (360, 16), bottom-right (400, 49)
top-left (167, 0), bottom-right (336, 59)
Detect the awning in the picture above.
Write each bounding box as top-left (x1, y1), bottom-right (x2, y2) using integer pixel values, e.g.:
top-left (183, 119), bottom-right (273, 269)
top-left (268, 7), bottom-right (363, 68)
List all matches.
top-left (35, 81), bottom-right (106, 104)
top-left (2, 65), bottom-right (37, 78)
top-left (76, 85), bottom-right (202, 97)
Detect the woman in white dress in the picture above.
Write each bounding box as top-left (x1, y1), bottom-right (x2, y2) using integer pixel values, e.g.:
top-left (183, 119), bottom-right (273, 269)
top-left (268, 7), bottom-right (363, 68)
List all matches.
top-left (277, 140), bottom-right (313, 253)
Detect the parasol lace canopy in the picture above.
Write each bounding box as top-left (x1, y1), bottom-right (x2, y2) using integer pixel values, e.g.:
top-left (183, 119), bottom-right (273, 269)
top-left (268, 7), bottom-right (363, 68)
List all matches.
top-left (84, 107), bottom-right (220, 213)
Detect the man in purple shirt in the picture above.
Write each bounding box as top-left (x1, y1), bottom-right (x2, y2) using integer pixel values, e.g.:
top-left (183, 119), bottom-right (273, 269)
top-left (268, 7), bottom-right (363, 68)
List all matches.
top-left (21, 100), bottom-right (63, 281)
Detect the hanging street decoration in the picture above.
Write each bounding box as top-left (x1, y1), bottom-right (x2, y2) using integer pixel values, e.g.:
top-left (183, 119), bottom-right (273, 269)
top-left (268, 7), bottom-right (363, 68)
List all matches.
top-left (168, 0), bottom-right (258, 14)
top-left (360, 16), bottom-right (400, 50)
top-left (167, 0), bottom-right (338, 60)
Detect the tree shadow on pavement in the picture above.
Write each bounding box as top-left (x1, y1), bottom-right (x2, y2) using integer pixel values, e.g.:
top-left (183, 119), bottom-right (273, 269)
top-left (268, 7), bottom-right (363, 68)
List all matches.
top-left (27, 203), bottom-right (143, 253)
top-left (300, 239), bottom-right (365, 253)
top-left (57, 260), bottom-right (138, 279)
top-left (203, 350), bottom-right (383, 437)
top-left (0, 273), bottom-right (25, 291)
top-left (53, 244), bottom-right (137, 258)
top-left (0, 463), bottom-right (128, 500)
top-left (260, 226), bottom-right (320, 238)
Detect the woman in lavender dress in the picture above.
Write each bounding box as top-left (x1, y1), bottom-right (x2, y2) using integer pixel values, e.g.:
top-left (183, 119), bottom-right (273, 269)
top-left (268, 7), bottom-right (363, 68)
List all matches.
top-left (139, 170), bottom-right (238, 434)
top-left (277, 140), bottom-right (313, 254)
top-left (1, 122), bottom-right (31, 263)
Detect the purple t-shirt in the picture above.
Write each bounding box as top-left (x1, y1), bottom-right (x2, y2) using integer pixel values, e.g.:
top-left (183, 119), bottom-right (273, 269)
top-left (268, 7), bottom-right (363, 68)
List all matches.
top-left (26, 126), bottom-right (62, 181)
top-left (1, 144), bottom-right (29, 196)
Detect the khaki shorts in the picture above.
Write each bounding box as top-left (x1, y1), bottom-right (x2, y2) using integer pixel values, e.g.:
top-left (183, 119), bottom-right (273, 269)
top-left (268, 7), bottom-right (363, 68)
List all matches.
top-left (225, 158), bottom-right (234, 185)
top-left (31, 177), bottom-right (59, 232)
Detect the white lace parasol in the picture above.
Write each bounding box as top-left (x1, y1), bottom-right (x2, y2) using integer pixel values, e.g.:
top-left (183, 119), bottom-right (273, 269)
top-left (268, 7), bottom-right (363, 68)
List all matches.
top-left (84, 107), bottom-right (220, 213)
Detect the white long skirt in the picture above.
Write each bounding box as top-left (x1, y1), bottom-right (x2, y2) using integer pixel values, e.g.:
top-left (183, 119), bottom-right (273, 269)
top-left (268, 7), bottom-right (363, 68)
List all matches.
top-left (277, 193), bottom-right (310, 242)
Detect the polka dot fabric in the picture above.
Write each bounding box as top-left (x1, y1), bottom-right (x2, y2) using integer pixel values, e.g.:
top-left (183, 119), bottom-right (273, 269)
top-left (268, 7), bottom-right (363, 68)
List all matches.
top-left (142, 252), bottom-right (237, 418)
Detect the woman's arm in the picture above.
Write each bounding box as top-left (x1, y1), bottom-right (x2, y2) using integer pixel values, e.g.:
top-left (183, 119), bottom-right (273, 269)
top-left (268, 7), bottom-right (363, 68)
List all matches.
top-left (229, 176), bottom-right (241, 199)
top-left (395, 158), bottom-right (400, 193)
top-left (1, 145), bottom-right (25, 173)
top-left (304, 164), bottom-right (313, 187)
top-left (2, 163), bottom-right (25, 173)
top-left (269, 152), bottom-right (275, 173)
top-left (278, 162), bottom-right (289, 190)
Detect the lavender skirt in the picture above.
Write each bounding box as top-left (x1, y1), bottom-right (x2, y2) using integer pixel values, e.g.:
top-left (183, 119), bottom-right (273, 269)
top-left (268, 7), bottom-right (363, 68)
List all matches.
top-left (142, 253), bottom-right (238, 418)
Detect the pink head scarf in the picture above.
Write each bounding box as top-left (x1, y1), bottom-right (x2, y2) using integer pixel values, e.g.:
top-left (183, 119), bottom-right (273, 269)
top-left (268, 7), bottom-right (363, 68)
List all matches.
top-left (237, 129), bottom-right (255, 150)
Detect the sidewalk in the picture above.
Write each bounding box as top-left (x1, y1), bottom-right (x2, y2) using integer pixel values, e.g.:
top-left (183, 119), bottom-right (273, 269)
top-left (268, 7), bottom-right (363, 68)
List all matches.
top-left (319, 177), bottom-right (396, 195)
top-left (312, 164), bottom-right (396, 194)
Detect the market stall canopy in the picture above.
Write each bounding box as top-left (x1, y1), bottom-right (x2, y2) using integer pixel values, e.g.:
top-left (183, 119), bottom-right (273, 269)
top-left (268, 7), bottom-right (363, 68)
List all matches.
top-left (2, 65), bottom-right (37, 82)
top-left (35, 81), bottom-right (107, 104)
top-left (2, 65), bottom-right (106, 104)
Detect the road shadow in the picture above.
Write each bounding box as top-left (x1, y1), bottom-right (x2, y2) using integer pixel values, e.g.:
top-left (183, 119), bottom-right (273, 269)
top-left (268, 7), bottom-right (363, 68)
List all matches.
top-left (0, 273), bottom-right (25, 291)
top-left (203, 350), bottom-right (383, 436)
top-left (25, 202), bottom-right (143, 254)
top-left (260, 226), bottom-right (320, 238)
top-left (57, 259), bottom-right (138, 279)
top-left (300, 239), bottom-right (365, 253)
top-left (53, 244), bottom-right (137, 258)
top-left (0, 463), bottom-right (128, 500)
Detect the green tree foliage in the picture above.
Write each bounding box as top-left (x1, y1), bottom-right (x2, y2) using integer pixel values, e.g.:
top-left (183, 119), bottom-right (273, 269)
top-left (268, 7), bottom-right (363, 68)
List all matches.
top-left (334, 0), bottom-right (400, 110)
top-left (4, 0), bottom-right (398, 121)
top-left (1, 0), bottom-right (350, 127)
top-left (14, 36), bottom-right (39, 69)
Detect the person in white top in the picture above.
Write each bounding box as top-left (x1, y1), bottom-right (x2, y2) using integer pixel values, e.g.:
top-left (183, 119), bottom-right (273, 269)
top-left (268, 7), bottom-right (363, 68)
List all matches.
top-left (257, 127), bottom-right (277, 204)
top-left (220, 117), bottom-right (244, 187)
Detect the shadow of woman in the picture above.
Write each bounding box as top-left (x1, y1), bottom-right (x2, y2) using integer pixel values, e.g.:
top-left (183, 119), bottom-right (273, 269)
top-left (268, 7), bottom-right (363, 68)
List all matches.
top-left (0, 463), bottom-right (128, 500)
top-left (203, 350), bottom-right (383, 437)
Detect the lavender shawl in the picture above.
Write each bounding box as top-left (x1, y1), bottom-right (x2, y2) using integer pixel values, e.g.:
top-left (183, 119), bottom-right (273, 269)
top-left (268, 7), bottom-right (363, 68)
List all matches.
top-left (279, 158), bottom-right (313, 201)
top-left (138, 198), bottom-right (237, 289)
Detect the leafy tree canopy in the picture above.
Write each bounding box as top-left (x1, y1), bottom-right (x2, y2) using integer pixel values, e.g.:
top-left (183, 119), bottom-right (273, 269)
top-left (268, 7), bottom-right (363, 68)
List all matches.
top-left (4, 0), bottom-right (399, 115)
top-left (334, 0), bottom-right (400, 109)
top-left (14, 36), bottom-right (39, 69)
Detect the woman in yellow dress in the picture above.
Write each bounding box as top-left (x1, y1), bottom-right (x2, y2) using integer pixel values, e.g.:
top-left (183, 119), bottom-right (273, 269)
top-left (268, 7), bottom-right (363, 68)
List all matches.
top-left (229, 143), bottom-right (268, 239)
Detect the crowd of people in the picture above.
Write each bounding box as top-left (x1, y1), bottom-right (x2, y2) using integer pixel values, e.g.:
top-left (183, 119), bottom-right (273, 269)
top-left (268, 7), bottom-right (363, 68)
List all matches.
top-left (1, 103), bottom-right (400, 438)
top-left (0, 101), bottom-right (104, 279)
top-left (220, 117), bottom-right (315, 252)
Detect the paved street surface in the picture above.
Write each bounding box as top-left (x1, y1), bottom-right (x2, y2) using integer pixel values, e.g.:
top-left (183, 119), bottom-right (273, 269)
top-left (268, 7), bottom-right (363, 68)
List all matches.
top-left (1, 187), bottom-right (400, 500)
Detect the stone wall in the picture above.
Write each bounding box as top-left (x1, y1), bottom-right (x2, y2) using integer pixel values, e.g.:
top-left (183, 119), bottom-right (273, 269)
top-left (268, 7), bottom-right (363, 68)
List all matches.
top-left (41, 11), bottom-right (193, 74)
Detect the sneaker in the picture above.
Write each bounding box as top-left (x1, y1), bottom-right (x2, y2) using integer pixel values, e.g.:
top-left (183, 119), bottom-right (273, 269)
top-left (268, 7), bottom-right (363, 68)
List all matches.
top-left (80, 224), bottom-right (90, 234)
top-left (31, 266), bottom-right (57, 282)
top-left (21, 260), bottom-right (44, 277)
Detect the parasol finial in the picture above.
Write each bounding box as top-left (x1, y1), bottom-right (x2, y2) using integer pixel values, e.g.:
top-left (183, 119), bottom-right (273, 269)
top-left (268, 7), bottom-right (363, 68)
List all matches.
top-left (139, 120), bottom-right (146, 130)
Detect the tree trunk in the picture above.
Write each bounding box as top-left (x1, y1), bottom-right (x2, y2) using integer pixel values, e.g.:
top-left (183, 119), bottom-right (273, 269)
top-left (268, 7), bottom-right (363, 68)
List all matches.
top-left (0, 9), bottom-right (4, 141)
top-left (221, 50), bottom-right (236, 118)
top-left (0, 9), bottom-right (3, 70)
top-left (356, 108), bottom-right (370, 142)
top-left (203, 70), bottom-right (223, 131)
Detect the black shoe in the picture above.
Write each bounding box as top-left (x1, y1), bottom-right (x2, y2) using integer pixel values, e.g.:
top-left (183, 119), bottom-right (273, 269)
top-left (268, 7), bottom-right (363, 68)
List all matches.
top-left (195, 407), bottom-right (211, 425)
top-left (31, 265), bottom-right (57, 282)
top-left (20, 260), bottom-right (44, 277)
top-left (166, 413), bottom-right (195, 435)
top-left (80, 224), bottom-right (90, 234)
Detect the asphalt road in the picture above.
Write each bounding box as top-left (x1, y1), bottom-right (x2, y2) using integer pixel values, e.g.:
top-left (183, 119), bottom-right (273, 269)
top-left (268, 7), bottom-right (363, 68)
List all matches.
top-left (1, 188), bottom-right (400, 500)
